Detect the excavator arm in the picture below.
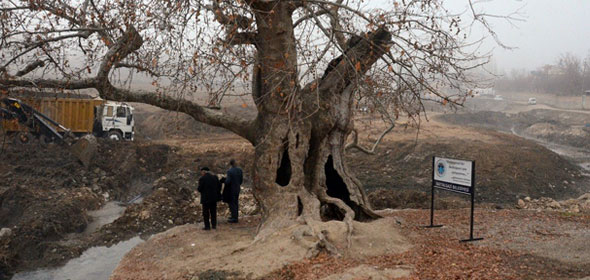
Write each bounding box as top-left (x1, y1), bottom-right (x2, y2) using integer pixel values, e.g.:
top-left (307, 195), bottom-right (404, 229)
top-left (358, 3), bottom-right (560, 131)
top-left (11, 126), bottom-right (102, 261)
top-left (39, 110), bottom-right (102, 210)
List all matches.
top-left (0, 98), bottom-right (71, 142)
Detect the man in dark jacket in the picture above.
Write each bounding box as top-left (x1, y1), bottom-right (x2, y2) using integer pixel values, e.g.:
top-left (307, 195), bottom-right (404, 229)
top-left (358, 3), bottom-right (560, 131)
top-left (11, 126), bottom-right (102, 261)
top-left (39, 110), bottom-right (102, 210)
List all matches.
top-left (198, 167), bottom-right (220, 230)
top-left (225, 159), bottom-right (243, 223)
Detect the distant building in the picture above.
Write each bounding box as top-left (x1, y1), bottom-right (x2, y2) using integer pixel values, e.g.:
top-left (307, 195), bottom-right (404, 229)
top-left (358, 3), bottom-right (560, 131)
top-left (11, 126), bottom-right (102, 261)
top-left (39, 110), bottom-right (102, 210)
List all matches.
top-left (541, 65), bottom-right (564, 76)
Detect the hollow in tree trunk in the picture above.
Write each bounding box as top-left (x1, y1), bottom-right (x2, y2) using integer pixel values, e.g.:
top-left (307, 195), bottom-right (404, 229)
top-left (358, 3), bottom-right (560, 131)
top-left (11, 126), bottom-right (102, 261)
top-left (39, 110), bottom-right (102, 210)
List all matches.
top-left (246, 2), bottom-right (392, 245)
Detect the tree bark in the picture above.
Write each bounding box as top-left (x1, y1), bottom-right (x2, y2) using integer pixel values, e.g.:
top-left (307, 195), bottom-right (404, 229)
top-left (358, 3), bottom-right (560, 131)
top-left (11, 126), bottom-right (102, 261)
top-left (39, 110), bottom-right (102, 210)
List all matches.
top-left (248, 2), bottom-right (391, 243)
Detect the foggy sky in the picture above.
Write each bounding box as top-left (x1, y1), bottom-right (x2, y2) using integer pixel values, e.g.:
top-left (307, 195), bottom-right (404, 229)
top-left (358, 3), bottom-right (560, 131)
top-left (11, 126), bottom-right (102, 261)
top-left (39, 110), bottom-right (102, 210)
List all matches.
top-left (445, 0), bottom-right (590, 72)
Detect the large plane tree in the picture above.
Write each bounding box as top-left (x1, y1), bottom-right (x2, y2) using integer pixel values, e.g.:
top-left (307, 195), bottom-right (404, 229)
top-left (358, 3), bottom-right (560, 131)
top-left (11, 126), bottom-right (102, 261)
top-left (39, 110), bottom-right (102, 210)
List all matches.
top-left (0, 0), bottom-right (504, 244)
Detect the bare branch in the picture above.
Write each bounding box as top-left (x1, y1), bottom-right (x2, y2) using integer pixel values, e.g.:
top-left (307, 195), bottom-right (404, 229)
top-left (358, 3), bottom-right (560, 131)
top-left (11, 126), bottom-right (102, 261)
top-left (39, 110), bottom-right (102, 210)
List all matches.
top-left (325, 1), bottom-right (347, 49)
top-left (0, 78), bottom-right (97, 90)
top-left (114, 63), bottom-right (160, 77)
top-left (293, 10), bottom-right (329, 28)
top-left (225, 32), bottom-right (257, 45)
top-left (15, 60), bottom-right (45, 77)
top-left (99, 84), bottom-right (256, 143)
top-left (0, 6), bottom-right (30, 12)
top-left (345, 123), bottom-right (394, 155)
top-left (97, 26), bottom-right (143, 79)
top-left (1, 31), bottom-right (94, 70)
top-left (320, 27), bottom-right (393, 91)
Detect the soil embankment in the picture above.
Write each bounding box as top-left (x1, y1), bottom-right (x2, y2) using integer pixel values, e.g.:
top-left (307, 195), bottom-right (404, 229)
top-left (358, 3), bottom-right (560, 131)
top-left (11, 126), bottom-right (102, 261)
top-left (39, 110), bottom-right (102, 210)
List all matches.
top-left (0, 141), bottom-right (170, 276)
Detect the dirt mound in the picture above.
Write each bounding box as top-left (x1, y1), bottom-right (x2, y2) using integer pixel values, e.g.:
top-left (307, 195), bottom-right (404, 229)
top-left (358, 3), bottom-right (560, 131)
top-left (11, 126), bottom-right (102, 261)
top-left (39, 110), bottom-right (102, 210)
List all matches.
top-left (523, 123), bottom-right (590, 149)
top-left (110, 217), bottom-right (410, 280)
top-left (522, 109), bottom-right (590, 126)
top-left (135, 110), bottom-right (225, 140)
top-left (0, 186), bottom-right (101, 277)
top-left (93, 181), bottom-right (200, 246)
top-left (435, 111), bottom-right (515, 132)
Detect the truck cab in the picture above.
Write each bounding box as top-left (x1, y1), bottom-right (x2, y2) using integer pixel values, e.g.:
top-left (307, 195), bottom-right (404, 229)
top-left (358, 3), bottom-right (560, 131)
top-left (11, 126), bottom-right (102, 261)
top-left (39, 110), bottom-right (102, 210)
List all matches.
top-left (94, 101), bottom-right (134, 140)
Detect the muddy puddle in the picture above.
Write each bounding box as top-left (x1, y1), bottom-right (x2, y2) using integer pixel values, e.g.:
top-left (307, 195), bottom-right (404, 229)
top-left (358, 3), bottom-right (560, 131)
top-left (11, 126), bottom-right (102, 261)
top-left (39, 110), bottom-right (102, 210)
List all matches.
top-left (11, 237), bottom-right (144, 280)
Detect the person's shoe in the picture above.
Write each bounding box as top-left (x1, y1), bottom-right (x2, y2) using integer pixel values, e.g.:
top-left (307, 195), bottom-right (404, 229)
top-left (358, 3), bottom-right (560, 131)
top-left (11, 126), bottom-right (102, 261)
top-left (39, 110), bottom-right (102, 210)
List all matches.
top-left (227, 219), bottom-right (238, 223)
top-left (212, 226), bottom-right (217, 229)
top-left (202, 227), bottom-right (211, 230)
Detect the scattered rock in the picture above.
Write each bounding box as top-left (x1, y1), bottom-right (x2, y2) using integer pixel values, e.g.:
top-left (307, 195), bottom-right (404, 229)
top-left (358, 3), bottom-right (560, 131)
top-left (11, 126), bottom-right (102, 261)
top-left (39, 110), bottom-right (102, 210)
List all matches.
top-left (517, 199), bottom-right (525, 209)
top-left (0, 228), bottom-right (12, 238)
top-left (71, 134), bottom-right (98, 168)
top-left (548, 201), bottom-right (561, 209)
top-left (516, 193), bottom-right (590, 213)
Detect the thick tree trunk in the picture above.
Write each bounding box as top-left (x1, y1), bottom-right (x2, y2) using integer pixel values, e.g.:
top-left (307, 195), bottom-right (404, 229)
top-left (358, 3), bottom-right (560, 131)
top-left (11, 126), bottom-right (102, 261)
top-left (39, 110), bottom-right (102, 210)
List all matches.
top-left (251, 88), bottom-right (380, 242)
top-left (246, 3), bottom-right (387, 244)
top-left (245, 3), bottom-right (392, 245)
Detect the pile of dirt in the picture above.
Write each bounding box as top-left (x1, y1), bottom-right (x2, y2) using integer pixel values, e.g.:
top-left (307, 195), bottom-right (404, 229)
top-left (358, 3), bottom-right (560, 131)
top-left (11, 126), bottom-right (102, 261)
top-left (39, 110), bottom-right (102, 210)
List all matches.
top-left (110, 217), bottom-right (411, 280)
top-left (517, 193), bottom-right (590, 213)
top-left (523, 123), bottom-right (590, 149)
top-left (93, 180), bottom-right (200, 246)
top-left (0, 131), bottom-right (265, 278)
top-left (435, 111), bottom-right (515, 132)
top-left (134, 110), bottom-right (225, 140)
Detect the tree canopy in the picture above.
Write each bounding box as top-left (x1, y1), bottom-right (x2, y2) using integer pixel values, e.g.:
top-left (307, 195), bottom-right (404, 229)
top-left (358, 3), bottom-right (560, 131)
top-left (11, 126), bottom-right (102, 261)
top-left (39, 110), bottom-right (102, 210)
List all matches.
top-left (0, 0), bottom-right (510, 243)
top-left (0, 1), bottom-right (502, 130)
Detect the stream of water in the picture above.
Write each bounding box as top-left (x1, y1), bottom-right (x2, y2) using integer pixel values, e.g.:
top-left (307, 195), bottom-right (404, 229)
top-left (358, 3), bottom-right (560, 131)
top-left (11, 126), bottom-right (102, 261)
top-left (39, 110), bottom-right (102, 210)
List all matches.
top-left (11, 201), bottom-right (139, 280)
top-left (11, 237), bottom-right (144, 280)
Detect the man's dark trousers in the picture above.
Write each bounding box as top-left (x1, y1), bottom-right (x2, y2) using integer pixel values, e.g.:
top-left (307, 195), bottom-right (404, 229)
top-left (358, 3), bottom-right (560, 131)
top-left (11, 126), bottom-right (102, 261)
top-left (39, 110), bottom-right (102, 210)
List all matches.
top-left (202, 202), bottom-right (217, 229)
top-left (229, 193), bottom-right (239, 222)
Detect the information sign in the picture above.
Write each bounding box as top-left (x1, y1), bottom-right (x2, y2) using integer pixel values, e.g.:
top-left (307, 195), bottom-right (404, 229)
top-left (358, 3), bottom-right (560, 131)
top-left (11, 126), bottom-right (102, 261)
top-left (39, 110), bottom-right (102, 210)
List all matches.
top-left (433, 157), bottom-right (473, 195)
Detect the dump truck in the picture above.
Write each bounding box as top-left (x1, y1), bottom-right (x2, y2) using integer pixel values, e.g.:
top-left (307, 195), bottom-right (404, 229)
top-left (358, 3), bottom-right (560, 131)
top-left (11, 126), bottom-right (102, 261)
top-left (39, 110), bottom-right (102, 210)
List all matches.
top-left (0, 97), bottom-right (135, 143)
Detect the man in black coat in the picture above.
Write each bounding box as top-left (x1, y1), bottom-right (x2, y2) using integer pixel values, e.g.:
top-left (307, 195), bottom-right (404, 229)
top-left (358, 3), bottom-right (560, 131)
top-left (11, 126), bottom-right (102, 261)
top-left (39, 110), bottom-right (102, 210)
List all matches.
top-left (225, 159), bottom-right (243, 223)
top-left (198, 167), bottom-right (220, 230)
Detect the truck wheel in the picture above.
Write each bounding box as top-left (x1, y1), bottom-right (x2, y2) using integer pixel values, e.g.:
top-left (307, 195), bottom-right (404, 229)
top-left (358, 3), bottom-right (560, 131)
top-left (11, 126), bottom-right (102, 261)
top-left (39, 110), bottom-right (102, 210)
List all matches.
top-left (107, 130), bottom-right (122, 141)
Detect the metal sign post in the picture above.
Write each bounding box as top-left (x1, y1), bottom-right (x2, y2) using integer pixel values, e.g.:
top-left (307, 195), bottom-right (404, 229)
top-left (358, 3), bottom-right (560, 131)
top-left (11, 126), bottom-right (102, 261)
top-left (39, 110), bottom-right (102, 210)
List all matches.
top-left (424, 157), bottom-right (442, 228)
top-left (425, 156), bottom-right (483, 242)
top-left (584, 90), bottom-right (590, 110)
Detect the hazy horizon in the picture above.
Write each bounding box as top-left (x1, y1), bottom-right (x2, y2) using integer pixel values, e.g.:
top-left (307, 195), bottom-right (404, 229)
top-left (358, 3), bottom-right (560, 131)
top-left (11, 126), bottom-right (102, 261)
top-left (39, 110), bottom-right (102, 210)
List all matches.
top-left (443, 0), bottom-right (590, 73)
